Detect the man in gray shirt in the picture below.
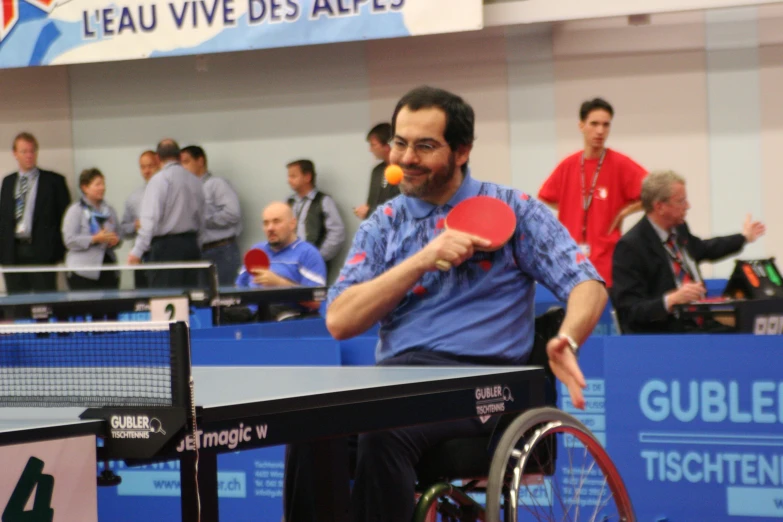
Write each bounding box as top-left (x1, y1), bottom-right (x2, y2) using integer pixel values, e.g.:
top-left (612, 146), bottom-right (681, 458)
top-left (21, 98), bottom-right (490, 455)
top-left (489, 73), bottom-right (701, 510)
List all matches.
top-left (180, 145), bottom-right (242, 286)
top-left (128, 139), bottom-right (205, 288)
top-left (120, 150), bottom-right (159, 288)
top-left (286, 159), bottom-right (345, 271)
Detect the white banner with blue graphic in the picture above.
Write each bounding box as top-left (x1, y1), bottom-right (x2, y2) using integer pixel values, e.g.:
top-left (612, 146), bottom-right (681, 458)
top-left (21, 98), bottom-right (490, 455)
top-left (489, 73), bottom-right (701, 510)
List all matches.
top-left (0, 0), bottom-right (482, 68)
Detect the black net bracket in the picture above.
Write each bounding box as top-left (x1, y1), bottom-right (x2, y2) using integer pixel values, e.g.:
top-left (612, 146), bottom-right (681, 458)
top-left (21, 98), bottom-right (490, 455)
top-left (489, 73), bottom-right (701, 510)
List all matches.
top-left (81, 322), bottom-right (192, 460)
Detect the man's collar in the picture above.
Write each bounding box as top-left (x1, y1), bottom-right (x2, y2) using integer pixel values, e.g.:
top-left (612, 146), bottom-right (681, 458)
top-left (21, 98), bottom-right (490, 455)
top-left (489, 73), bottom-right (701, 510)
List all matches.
top-left (582, 147), bottom-right (610, 160)
top-left (293, 189), bottom-right (317, 201)
top-left (647, 215), bottom-right (672, 242)
top-left (403, 169), bottom-right (480, 219)
top-left (266, 237), bottom-right (301, 254)
top-left (19, 167), bottom-right (39, 178)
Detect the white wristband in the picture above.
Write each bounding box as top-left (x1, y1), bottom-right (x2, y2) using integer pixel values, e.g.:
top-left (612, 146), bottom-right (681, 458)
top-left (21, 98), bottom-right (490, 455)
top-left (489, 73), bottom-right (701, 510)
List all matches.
top-left (558, 333), bottom-right (579, 356)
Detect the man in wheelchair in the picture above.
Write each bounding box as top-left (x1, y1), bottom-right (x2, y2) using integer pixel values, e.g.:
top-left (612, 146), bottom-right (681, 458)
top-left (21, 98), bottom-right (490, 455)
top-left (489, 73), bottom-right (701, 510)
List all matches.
top-left (284, 86), bottom-right (610, 522)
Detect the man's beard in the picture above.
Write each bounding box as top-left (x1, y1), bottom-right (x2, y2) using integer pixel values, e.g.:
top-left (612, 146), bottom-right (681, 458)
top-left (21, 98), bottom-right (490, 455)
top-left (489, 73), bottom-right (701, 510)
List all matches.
top-left (399, 153), bottom-right (457, 199)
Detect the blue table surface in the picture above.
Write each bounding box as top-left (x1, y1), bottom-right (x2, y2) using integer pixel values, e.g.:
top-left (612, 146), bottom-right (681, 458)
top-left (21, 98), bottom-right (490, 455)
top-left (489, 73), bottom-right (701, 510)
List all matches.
top-left (0, 280), bottom-right (728, 306)
top-left (0, 365), bottom-right (538, 433)
top-left (0, 288), bottom-right (194, 304)
top-left (0, 279), bottom-right (726, 306)
top-left (534, 278), bottom-right (727, 302)
top-left (0, 285), bottom-right (326, 305)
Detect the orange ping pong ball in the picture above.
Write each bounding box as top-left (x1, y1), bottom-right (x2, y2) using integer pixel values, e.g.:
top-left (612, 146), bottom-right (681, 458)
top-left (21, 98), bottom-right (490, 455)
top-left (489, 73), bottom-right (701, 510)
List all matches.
top-left (385, 164), bottom-right (404, 185)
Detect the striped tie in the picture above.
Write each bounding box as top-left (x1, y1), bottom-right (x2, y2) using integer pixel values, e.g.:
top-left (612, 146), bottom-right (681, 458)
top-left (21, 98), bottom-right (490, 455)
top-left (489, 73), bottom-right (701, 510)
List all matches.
top-left (15, 176), bottom-right (28, 222)
top-left (666, 234), bottom-right (693, 285)
top-left (667, 233), bottom-right (705, 327)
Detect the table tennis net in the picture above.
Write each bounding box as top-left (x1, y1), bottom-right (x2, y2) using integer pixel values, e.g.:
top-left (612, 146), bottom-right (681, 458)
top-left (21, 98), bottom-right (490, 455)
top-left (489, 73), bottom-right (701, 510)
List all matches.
top-left (0, 321), bottom-right (188, 408)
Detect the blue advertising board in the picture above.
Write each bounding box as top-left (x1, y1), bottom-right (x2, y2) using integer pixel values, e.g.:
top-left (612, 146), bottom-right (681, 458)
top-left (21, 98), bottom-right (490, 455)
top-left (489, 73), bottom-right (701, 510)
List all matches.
top-left (604, 335), bottom-right (783, 520)
top-left (98, 449), bottom-right (286, 521)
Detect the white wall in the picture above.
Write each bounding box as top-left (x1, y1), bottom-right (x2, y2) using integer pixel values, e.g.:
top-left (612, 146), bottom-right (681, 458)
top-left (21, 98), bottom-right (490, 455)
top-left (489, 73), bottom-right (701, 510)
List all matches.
top-left (2, 5), bottom-right (782, 291)
top-left (68, 43), bottom-right (373, 283)
top-left (366, 27), bottom-right (512, 187)
top-left (0, 66), bottom-right (74, 181)
top-left (506, 8), bottom-right (783, 277)
top-left (0, 65), bottom-right (74, 293)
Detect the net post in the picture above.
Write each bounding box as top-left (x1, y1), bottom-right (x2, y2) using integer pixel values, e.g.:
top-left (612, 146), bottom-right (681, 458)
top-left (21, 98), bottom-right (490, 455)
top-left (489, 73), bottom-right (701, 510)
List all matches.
top-left (207, 263), bottom-right (220, 325)
top-left (169, 321), bottom-right (192, 411)
top-left (207, 263), bottom-right (219, 298)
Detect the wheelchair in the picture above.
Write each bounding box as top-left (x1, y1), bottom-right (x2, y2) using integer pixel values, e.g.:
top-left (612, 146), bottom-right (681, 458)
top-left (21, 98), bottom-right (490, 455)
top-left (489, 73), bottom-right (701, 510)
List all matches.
top-left (412, 308), bottom-right (635, 522)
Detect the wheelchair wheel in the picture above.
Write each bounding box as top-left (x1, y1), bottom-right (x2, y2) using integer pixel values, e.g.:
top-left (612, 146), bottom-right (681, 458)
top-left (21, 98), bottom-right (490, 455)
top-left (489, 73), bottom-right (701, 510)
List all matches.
top-left (485, 407), bottom-right (635, 522)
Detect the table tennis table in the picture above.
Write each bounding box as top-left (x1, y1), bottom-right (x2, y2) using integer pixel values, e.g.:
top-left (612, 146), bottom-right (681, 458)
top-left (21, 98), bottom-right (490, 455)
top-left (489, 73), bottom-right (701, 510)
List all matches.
top-left (0, 285), bottom-right (328, 324)
top-left (0, 364), bottom-right (546, 522)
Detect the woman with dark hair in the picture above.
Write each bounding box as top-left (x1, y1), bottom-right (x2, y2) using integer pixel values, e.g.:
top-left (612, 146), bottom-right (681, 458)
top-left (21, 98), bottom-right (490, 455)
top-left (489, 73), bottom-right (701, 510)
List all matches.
top-left (61, 168), bottom-right (121, 290)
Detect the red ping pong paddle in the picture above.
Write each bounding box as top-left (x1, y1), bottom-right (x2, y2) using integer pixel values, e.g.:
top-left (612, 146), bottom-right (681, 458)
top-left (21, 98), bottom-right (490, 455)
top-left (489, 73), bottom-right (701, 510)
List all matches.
top-left (244, 248), bottom-right (270, 272)
top-left (435, 196), bottom-right (516, 271)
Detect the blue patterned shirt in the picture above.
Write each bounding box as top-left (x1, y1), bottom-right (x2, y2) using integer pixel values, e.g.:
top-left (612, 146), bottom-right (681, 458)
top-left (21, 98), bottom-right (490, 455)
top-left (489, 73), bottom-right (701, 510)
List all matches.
top-left (328, 171), bottom-right (602, 363)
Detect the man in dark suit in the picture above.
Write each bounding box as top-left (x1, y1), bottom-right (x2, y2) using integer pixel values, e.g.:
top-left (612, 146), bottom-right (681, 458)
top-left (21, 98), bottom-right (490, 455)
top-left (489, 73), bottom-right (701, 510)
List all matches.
top-left (0, 132), bottom-right (71, 293)
top-left (612, 170), bottom-right (765, 334)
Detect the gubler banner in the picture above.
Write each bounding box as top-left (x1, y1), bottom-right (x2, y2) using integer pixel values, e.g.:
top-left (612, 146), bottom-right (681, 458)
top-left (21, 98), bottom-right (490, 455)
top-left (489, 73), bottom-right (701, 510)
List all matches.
top-left (0, 0), bottom-right (482, 68)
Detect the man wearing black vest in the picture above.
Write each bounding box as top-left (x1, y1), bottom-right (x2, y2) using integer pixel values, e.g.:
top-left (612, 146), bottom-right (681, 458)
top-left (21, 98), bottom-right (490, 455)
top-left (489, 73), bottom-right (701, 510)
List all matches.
top-left (286, 159), bottom-right (345, 269)
top-left (353, 123), bottom-right (400, 220)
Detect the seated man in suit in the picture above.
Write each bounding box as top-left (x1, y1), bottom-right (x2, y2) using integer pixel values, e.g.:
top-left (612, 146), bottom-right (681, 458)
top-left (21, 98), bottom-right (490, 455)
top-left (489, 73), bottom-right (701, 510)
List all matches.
top-left (612, 170), bottom-right (765, 333)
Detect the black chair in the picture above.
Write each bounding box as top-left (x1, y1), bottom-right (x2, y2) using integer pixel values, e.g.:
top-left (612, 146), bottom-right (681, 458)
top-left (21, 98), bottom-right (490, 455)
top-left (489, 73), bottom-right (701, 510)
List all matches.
top-left (412, 307), bottom-right (635, 522)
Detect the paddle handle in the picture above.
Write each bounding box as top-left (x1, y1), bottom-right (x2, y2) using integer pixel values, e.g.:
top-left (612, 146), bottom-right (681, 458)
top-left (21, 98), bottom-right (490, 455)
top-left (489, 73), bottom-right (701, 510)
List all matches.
top-left (435, 259), bottom-right (452, 271)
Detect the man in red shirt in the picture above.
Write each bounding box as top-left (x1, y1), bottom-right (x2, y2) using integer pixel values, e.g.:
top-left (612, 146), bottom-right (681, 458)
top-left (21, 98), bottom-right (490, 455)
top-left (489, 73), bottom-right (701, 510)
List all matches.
top-left (538, 98), bottom-right (647, 286)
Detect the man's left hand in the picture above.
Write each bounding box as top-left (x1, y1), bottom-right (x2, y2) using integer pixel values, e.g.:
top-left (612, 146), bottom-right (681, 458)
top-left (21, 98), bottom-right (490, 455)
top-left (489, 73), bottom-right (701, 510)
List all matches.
top-left (742, 214), bottom-right (766, 243)
top-left (252, 269), bottom-right (285, 287)
top-left (546, 335), bottom-right (586, 409)
top-left (128, 254), bottom-right (141, 265)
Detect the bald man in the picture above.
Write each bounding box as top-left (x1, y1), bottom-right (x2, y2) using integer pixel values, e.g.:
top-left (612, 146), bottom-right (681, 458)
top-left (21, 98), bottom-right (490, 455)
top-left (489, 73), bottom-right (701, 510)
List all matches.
top-left (235, 202), bottom-right (326, 320)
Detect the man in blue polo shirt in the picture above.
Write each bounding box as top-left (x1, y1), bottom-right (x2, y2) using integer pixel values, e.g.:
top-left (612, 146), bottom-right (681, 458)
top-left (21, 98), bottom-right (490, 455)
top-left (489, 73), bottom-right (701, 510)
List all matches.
top-left (235, 202), bottom-right (326, 320)
top-left (285, 86), bottom-right (608, 522)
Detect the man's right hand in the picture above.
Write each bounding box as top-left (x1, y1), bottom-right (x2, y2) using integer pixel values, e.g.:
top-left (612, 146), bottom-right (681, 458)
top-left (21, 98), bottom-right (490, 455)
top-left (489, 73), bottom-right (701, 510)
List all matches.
top-left (353, 204), bottom-right (369, 219)
top-left (415, 229), bottom-right (491, 272)
top-left (666, 282), bottom-right (706, 310)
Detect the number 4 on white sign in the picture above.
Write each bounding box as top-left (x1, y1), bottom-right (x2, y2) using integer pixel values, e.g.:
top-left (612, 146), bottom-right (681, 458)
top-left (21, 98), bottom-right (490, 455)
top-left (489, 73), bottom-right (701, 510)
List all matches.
top-left (2, 456), bottom-right (54, 522)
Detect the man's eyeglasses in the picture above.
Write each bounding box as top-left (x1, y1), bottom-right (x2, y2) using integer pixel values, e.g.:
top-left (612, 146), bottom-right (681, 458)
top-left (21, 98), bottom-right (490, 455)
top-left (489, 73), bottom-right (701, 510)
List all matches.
top-left (390, 139), bottom-right (446, 157)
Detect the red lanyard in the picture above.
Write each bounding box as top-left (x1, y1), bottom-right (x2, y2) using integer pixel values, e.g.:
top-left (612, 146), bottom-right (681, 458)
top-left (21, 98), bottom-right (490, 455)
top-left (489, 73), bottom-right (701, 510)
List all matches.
top-left (580, 149), bottom-right (606, 241)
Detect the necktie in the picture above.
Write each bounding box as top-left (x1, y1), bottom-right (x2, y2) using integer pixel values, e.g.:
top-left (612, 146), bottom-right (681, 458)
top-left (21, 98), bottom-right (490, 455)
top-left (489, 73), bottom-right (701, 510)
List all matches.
top-left (667, 233), bottom-right (706, 328)
top-left (15, 176), bottom-right (28, 222)
top-left (665, 233), bottom-right (694, 286)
